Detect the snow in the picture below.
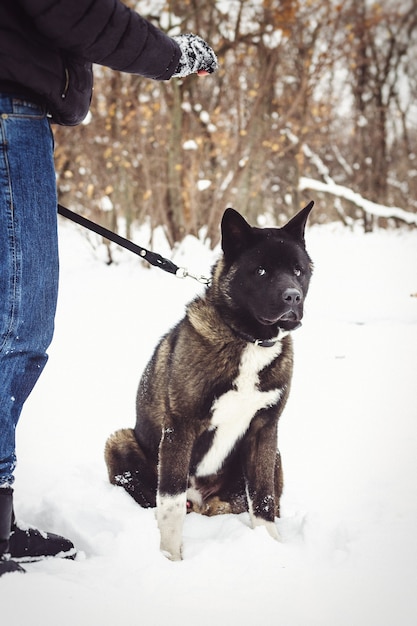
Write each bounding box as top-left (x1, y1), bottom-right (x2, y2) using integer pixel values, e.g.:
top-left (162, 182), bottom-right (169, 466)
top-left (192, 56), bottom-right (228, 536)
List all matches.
top-left (300, 177), bottom-right (417, 226)
top-left (182, 139), bottom-right (198, 150)
top-left (197, 179), bottom-right (211, 191)
top-left (3, 219), bottom-right (417, 626)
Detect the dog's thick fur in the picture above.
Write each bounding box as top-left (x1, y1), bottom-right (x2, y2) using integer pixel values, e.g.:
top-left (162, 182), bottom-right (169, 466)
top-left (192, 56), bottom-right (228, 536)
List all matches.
top-left (105, 203), bottom-right (313, 560)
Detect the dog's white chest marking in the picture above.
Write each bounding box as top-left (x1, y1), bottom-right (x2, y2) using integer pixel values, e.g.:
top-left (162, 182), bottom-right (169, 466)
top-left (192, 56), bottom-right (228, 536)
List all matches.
top-left (195, 342), bottom-right (282, 477)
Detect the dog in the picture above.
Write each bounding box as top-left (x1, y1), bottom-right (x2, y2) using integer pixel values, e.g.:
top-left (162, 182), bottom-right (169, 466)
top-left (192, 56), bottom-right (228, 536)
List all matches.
top-left (105, 202), bottom-right (314, 560)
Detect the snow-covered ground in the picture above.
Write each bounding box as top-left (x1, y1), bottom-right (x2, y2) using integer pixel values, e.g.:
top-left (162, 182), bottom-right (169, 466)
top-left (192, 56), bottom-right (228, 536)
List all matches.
top-left (3, 218), bottom-right (417, 626)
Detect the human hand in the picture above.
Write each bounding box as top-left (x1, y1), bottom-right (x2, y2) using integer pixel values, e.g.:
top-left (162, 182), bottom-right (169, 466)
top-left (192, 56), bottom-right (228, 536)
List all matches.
top-left (172, 34), bottom-right (218, 78)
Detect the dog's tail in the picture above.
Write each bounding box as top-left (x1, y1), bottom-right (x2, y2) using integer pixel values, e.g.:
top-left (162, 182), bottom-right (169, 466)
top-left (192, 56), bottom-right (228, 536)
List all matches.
top-left (104, 429), bottom-right (157, 508)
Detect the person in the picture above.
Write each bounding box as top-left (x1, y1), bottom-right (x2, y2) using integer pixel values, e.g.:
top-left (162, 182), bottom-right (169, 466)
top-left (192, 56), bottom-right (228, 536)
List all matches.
top-left (0, 0), bottom-right (217, 576)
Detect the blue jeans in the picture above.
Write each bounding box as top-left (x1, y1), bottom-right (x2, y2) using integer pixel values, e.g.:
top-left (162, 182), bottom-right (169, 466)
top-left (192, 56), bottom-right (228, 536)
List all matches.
top-left (0, 93), bottom-right (58, 486)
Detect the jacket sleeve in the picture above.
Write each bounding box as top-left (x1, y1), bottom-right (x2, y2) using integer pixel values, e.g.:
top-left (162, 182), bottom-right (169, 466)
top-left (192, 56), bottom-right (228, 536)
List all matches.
top-left (19, 0), bottom-right (181, 80)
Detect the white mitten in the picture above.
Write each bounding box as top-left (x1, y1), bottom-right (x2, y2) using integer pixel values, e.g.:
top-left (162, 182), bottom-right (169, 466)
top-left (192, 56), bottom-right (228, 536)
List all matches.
top-left (172, 34), bottom-right (218, 77)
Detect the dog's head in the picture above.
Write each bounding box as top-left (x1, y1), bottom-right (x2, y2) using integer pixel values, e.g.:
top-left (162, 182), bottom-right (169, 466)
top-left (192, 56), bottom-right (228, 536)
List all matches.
top-left (218, 202), bottom-right (314, 337)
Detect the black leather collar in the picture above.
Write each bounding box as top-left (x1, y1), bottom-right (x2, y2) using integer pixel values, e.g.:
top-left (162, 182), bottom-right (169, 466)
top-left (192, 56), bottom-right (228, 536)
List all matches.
top-left (230, 323), bottom-right (301, 348)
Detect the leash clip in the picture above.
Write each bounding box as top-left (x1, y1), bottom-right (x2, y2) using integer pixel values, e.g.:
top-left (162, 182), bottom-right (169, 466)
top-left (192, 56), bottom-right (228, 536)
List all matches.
top-left (176, 267), bottom-right (211, 286)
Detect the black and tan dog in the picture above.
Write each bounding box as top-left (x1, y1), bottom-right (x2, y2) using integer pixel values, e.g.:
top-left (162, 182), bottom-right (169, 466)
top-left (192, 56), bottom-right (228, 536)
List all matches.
top-left (105, 203), bottom-right (313, 560)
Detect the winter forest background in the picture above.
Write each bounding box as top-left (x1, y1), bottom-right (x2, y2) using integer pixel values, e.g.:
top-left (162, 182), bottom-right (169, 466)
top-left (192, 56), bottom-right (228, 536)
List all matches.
top-left (54, 0), bottom-right (417, 256)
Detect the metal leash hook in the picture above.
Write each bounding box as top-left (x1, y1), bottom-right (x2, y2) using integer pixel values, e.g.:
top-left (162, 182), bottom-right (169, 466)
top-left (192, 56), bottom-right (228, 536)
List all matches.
top-left (176, 267), bottom-right (211, 286)
top-left (58, 204), bottom-right (212, 285)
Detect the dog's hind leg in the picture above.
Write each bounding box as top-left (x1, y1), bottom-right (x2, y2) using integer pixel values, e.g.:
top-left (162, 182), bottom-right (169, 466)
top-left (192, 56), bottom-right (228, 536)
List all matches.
top-left (105, 428), bottom-right (157, 508)
top-left (198, 494), bottom-right (247, 516)
top-left (197, 453), bottom-right (283, 518)
top-left (199, 476), bottom-right (248, 516)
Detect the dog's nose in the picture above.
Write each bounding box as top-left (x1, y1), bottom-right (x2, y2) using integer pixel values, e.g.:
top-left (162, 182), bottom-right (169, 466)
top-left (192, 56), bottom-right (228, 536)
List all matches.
top-left (282, 288), bottom-right (302, 305)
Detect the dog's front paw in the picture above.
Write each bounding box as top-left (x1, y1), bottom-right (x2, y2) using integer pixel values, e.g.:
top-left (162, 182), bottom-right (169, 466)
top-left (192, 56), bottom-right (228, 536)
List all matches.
top-left (157, 492), bottom-right (186, 561)
top-left (160, 544), bottom-right (183, 561)
top-left (252, 517), bottom-right (281, 541)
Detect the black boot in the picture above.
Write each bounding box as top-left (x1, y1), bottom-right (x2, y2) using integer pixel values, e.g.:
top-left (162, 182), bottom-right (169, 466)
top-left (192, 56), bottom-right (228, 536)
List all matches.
top-left (0, 488), bottom-right (25, 576)
top-left (9, 511), bottom-right (77, 563)
top-left (1, 487), bottom-right (77, 565)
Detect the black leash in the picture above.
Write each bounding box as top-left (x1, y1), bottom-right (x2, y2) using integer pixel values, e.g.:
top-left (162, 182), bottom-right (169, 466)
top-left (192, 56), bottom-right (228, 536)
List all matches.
top-left (57, 203), bottom-right (210, 285)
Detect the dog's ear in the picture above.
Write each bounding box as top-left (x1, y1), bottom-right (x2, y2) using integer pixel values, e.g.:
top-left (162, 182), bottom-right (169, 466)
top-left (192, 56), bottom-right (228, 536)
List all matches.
top-left (281, 201), bottom-right (314, 242)
top-left (221, 208), bottom-right (253, 260)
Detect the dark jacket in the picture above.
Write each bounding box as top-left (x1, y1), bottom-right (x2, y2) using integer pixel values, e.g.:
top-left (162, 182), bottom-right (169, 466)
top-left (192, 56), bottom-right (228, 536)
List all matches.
top-left (0, 0), bottom-right (181, 125)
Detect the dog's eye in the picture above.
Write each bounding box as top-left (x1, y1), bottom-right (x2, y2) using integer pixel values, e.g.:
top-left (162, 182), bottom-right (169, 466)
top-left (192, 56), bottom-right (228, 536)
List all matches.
top-left (256, 267), bottom-right (267, 277)
top-left (294, 266), bottom-right (302, 277)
